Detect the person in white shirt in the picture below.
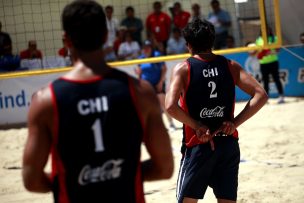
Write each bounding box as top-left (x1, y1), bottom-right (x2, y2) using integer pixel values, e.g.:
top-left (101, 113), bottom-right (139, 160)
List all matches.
top-left (245, 43), bottom-right (261, 82)
top-left (104, 5), bottom-right (119, 62)
top-left (118, 31), bottom-right (141, 60)
top-left (166, 28), bottom-right (187, 55)
top-left (105, 5), bottom-right (119, 44)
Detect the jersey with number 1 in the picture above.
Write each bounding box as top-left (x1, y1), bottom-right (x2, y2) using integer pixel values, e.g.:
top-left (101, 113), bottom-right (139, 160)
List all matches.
top-left (179, 55), bottom-right (238, 149)
top-left (50, 70), bottom-right (145, 203)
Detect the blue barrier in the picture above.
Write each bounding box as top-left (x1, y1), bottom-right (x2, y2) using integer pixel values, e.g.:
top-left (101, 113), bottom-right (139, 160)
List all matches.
top-left (224, 46), bottom-right (304, 101)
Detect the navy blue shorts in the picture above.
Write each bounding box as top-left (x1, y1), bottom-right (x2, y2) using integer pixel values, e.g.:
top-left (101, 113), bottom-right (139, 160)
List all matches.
top-left (176, 136), bottom-right (240, 202)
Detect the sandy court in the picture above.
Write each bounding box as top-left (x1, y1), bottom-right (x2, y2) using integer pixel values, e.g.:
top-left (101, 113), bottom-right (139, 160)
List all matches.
top-left (0, 98), bottom-right (304, 203)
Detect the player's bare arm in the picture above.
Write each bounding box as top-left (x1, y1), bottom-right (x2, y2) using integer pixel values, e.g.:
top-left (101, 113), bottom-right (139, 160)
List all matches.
top-left (132, 78), bottom-right (174, 181)
top-left (22, 87), bottom-right (53, 193)
top-left (165, 62), bottom-right (212, 143)
top-left (229, 60), bottom-right (268, 128)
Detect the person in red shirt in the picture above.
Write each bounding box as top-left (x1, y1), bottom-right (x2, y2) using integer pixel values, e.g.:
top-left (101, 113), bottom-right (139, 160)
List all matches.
top-left (58, 38), bottom-right (69, 57)
top-left (146, 1), bottom-right (171, 52)
top-left (20, 40), bottom-right (43, 59)
top-left (173, 2), bottom-right (190, 30)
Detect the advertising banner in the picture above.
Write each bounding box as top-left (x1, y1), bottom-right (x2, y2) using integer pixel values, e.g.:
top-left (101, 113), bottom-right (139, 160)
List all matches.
top-left (0, 46), bottom-right (303, 126)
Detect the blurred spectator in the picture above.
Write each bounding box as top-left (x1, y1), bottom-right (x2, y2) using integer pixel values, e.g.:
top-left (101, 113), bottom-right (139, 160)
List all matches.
top-left (0, 21), bottom-right (12, 57)
top-left (58, 38), bottom-right (72, 66)
top-left (166, 28), bottom-right (187, 55)
top-left (103, 6), bottom-right (119, 62)
top-left (244, 42), bottom-right (261, 82)
top-left (0, 27), bottom-right (20, 72)
top-left (121, 6), bottom-right (143, 46)
top-left (208, 0), bottom-right (231, 49)
top-left (135, 40), bottom-right (176, 131)
top-left (256, 28), bottom-right (284, 103)
top-left (146, 1), bottom-right (171, 52)
top-left (103, 43), bottom-right (116, 62)
top-left (225, 35), bottom-right (235, 48)
top-left (20, 40), bottom-right (43, 59)
top-left (113, 26), bottom-right (127, 55)
top-left (300, 32), bottom-right (304, 44)
top-left (172, 2), bottom-right (190, 30)
top-left (148, 35), bottom-right (165, 54)
top-left (0, 53), bottom-right (20, 72)
top-left (118, 31), bottom-right (140, 60)
top-left (58, 38), bottom-right (69, 57)
top-left (105, 5), bottom-right (119, 46)
top-left (190, 3), bottom-right (205, 22)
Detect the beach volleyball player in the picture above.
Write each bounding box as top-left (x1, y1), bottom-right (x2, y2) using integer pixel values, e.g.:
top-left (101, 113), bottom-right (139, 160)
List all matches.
top-left (22, 1), bottom-right (173, 202)
top-left (165, 19), bottom-right (268, 203)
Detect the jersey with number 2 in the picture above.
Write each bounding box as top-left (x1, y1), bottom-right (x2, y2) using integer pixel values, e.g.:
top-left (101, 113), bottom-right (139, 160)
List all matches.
top-left (180, 55), bottom-right (237, 148)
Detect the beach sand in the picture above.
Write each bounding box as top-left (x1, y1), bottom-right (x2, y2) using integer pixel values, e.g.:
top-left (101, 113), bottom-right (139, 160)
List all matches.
top-left (0, 98), bottom-right (304, 203)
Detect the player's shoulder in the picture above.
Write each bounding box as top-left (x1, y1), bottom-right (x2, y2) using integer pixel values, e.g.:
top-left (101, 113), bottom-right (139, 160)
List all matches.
top-left (28, 85), bottom-right (54, 120)
top-left (32, 86), bottom-right (53, 106)
top-left (173, 60), bottom-right (189, 75)
top-left (227, 58), bottom-right (243, 70)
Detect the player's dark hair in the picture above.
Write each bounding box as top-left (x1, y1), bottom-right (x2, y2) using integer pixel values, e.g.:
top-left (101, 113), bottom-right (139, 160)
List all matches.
top-left (62, 0), bottom-right (107, 51)
top-left (182, 19), bottom-right (215, 53)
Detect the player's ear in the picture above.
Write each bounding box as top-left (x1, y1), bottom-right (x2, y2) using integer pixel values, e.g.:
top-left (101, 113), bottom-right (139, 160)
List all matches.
top-left (185, 42), bottom-right (193, 54)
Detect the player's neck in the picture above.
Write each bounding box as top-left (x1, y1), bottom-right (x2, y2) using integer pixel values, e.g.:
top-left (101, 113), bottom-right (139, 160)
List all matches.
top-left (193, 51), bottom-right (215, 61)
top-left (71, 49), bottom-right (110, 75)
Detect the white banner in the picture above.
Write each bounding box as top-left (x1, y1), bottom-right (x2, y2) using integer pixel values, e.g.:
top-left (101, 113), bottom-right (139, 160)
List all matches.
top-left (0, 73), bottom-right (62, 125)
top-left (0, 61), bottom-right (180, 126)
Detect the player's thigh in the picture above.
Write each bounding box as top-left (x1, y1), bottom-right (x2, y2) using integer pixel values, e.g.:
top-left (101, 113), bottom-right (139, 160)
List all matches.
top-left (177, 144), bottom-right (216, 201)
top-left (212, 137), bottom-right (240, 201)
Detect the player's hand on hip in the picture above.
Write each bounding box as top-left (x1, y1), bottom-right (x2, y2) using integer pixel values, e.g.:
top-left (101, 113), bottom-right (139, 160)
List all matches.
top-left (196, 127), bottom-right (215, 151)
top-left (218, 121), bottom-right (236, 135)
top-left (195, 125), bottom-right (208, 141)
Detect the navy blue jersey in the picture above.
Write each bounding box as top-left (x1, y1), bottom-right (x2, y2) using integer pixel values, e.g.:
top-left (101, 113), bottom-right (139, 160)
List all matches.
top-left (179, 55), bottom-right (238, 149)
top-left (50, 69), bottom-right (144, 203)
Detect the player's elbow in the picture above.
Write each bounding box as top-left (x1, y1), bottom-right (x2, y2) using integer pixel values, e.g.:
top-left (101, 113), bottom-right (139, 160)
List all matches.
top-left (23, 173), bottom-right (38, 192)
top-left (22, 168), bottom-right (50, 193)
top-left (258, 88), bottom-right (269, 105)
top-left (165, 100), bottom-right (177, 117)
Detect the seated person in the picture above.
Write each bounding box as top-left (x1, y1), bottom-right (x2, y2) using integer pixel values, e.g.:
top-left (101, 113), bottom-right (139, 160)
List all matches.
top-left (113, 26), bottom-right (127, 55)
top-left (103, 40), bottom-right (117, 62)
top-left (58, 38), bottom-right (72, 66)
top-left (20, 40), bottom-right (43, 59)
top-left (166, 27), bottom-right (187, 55)
top-left (58, 38), bottom-right (70, 57)
top-left (0, 41), bottom-right (20, 72)
top-left (0, 21), bottom-right (12, 57)
top-left (118, 31), bottom-right (140, 60)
